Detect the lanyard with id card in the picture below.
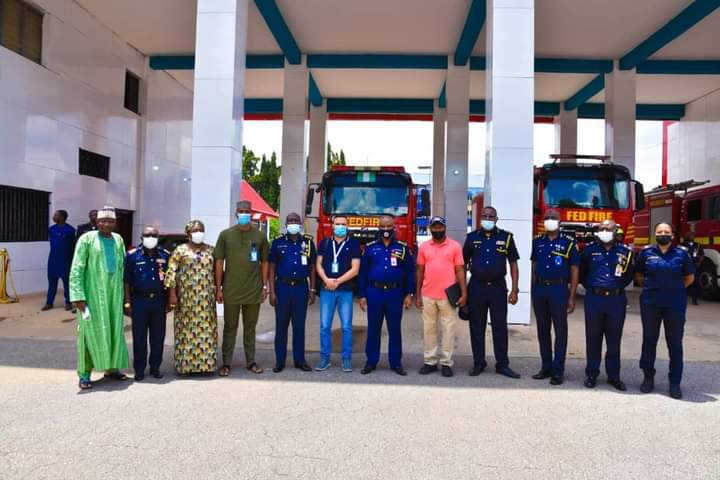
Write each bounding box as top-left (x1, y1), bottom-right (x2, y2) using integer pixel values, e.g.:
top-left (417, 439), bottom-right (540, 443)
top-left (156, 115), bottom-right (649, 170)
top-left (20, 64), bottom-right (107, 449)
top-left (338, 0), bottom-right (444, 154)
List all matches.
top-left (331, 239), bottom-right (346, 274)
top-left (250, 242), bottom-right (258, 263)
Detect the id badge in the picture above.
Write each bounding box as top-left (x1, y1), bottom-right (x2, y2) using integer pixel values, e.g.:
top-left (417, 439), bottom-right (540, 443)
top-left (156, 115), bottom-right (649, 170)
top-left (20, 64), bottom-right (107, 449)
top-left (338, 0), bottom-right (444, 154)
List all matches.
top-left (301, 256), bottom-right (308, 266)
top-left (331, 262), bottom-right (339, 274)
top-left (554, 255), bottom-right (563, 266)
top-left (614, 263), bottom-right (623, 277)
top-left (391, 257), bottom-right (398, 267)
top-left (250, 248), bottom-right (258, 263)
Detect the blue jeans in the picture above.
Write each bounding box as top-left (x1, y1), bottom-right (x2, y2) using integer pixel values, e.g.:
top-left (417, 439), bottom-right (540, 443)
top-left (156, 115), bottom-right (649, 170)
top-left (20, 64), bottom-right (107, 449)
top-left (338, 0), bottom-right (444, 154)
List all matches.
top-left (319, 289), bottom-right (353, 359)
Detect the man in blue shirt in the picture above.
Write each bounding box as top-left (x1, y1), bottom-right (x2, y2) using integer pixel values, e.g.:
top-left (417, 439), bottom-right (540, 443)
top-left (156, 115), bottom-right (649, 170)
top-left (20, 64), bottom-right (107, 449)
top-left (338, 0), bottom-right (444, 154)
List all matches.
top-left (124, 226), bottom-right (170, 380)
top-left (43, 210), bottom-right (76, 311)
top-left (315, 215), bottom-right (361, 372)
top-left (530, 209), bottom-right (580, 385)
top-left (358, 214), bottom-right (415, 376)
top-left (269, 212), bottom-right (317, 373)
top-left (579, 219), bottom-right (635, 391)
top-left (463, 206), bottom-right (521, 379)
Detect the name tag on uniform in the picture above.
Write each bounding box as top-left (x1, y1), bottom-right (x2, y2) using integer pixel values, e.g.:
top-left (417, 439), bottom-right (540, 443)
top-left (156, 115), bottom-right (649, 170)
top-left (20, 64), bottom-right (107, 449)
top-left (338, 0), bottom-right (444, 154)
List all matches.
top-left (614, 263), bottom-right (623, 277)
top-left (391, 257), bottom-right (398, 267)
top-left (301, 256), bottom-right (308, 266)
top-left (331, 262), bottom-right (339, 274)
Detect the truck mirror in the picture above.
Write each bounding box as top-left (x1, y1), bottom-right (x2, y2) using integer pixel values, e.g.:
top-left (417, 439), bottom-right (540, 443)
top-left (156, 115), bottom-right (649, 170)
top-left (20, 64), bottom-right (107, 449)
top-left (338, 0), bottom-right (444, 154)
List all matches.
top-left (305, 187), bottom-right (315, 216)
top-left (634, 181), bottom-right (645, 211)
top-left (420, 189), bottom-right (431, 217)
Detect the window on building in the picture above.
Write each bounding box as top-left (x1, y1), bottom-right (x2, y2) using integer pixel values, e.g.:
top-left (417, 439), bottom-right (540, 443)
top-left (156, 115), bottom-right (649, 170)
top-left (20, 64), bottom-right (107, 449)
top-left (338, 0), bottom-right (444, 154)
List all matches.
top-left (686, 199), bottom-right (702, 222)
top-left (0, 0), bottom-right (43, 64)
top-left (124, 70), bottom-right (140, 114)
top-left (79, 148), bottom-right (110, 181)
top-left (0, 185), bottom-right (49, 242)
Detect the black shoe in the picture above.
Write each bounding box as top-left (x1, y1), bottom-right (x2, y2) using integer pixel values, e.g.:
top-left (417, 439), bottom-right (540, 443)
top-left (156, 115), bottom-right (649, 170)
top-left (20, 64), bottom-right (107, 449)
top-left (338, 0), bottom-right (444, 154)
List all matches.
top-left (294, 363), bottom-right (312, 372)
top-left (584, 376), bottom-right (597, 388)
top-left (273, 365), bottom-right (284, 373)
top-left (669, 384), bottom-right (683, 400)
top-left (441, 366), bottom-right (454, 378)
top-left (469, 365), bottom-right (485, 377)
top-left (532, 369), bottom-right (552, 380)
top-left (419, 364), bottom-right (438, 375)
top-left (496, 366), bottom-right (521, 379)
top-left (361, 365), bottom-right (375, 375)
top-left (607, 378), bottom-right (627, 391)
top-left (150, 369), bottom-right (163, 379)
top-left (64, 303), bottom-right (73, 311)
top-left (692, 299), bottom-right (699, 306)
top-left (41, 304), bottom-right (53, 311)
top-left (640, 373), bottom-right (654, 394)
top-left (550, 375), bottom-right (564, 385)
top-left (134, 373), bottom-right (145, 381)
top-left (391, 366), bottom-right (407, 376)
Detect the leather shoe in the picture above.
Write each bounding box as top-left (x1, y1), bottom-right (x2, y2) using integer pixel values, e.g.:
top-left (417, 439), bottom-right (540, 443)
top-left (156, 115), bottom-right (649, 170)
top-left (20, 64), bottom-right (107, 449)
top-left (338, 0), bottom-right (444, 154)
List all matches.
top-left (361, 365), bottom-right (375, 375)
top-left (391, 366), bottom-right (407, 376)
top-left (419, 364), bottom-right (438, 375)
top-left (607, 378), bottom-right (627, 391)
top-left (273, 365), bottom-right (284, 373)
top-left (496, 366), bottom-right (521, 379)
top-left (669, 384), bottom-right (683, 400)
top-left (295, 363), bottom-right (312, 372)
top-left (134, 373), bottom-right (145, 381)
top-left (150, 369), bottom-right (163, 379)
top-left (441, 366), bottom-right (453, 377)
top-left (532, 369), bottom-right (552, 380)
top-left (584, 376), bottom-right (597, 388)
top-left (469, 365), bottom-right (485, 377)
top-left (65, 303), bottom-right (73, 311)
top-left (640, 374), bottom-right (654, 394)
top-left (549, 375), bottom-right (564, 385)
top-left (41, 304), bottom-right (53, 311)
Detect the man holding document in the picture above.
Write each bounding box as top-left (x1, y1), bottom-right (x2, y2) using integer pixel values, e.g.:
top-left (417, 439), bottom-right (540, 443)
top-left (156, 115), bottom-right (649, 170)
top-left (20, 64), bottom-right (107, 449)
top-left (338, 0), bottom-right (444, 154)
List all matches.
top-left (415, 216), bottom-right (467, 377)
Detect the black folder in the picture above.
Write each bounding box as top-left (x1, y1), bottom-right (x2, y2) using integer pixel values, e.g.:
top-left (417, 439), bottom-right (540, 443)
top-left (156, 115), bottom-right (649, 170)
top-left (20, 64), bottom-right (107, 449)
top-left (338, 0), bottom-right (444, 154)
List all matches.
top-left (444, 282), bottom-right (462, 307)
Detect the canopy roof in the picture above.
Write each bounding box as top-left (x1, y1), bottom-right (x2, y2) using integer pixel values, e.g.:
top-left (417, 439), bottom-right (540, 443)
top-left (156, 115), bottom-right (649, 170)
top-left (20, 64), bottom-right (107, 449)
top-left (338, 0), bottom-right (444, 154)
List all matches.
top-left (240, 180), bottom-right (278, 219)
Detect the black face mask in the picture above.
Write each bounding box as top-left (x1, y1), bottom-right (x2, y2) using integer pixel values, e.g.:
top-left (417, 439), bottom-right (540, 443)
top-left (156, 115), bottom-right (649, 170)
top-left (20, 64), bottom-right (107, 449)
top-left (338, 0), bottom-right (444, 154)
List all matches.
top-left (431, 230), bottom-right (446, 240)
top-left (656, 235), bottom-right (672, 246)
top-left (379, 228), bottom-right (394, 240)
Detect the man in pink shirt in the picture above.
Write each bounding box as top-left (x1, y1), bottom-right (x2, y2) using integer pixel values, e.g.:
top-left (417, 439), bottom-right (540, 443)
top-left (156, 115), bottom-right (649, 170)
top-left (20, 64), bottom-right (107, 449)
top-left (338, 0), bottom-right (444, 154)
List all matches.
top-left (415, 216), bottom-right (468, 377)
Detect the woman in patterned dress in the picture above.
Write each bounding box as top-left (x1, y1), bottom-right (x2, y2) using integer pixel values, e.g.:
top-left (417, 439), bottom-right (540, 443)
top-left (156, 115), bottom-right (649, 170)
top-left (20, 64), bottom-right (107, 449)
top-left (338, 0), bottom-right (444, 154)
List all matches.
top-left (165, 220), bottom-right (218, 374)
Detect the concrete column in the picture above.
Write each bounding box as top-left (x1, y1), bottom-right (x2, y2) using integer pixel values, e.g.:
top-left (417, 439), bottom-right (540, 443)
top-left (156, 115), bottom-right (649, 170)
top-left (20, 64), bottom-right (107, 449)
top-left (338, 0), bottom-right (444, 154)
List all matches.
top-left (605, 63), bottom-right (636, 175)
top-left (306, 102), bottom-right (327, 231)
top-left (485, 0), bottom-right (534, 325)
top-left (432, 99), bottom-right (446, 217)
top-left (444, 60), bottom-right (470, 243)
top-left (554, 108), bottom-right (578, 158)
top-left (279, 58), bottom-right (309, 223)
top-left (190, 0), bottom-right (247, 245)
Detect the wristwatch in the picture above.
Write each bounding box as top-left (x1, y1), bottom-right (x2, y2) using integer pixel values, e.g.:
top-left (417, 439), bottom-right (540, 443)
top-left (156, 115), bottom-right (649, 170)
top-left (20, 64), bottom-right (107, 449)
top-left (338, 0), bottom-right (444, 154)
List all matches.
top-left (124, 302), bottom-right (131, 308)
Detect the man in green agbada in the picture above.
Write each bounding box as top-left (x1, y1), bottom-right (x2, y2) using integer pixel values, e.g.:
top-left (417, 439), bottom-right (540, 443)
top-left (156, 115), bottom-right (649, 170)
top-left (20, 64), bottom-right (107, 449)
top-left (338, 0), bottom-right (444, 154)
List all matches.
top-left (69, 206), bottom-right (129, 389)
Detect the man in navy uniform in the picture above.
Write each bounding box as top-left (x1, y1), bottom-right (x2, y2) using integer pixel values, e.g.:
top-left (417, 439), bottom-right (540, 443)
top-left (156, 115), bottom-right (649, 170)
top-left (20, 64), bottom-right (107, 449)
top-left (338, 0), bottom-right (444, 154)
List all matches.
top-left (463, 206), bottom-right (521, 379)
top-left (530, 209), bottom-right (580, 385)
top-left (268, 212), bottom-right (317, 372)
top-left (579, 219), bottom-right (635, 391)
top-left (75, 209), bottom-right (98, 240)
top-left (43, 209), bottom-right (76, 311)
top-left (124, 226), bottom-right (170, 381)
top-left (359, 214), bottom-right (415, 376)
top-left (681, 230), bottom-right (704, 305)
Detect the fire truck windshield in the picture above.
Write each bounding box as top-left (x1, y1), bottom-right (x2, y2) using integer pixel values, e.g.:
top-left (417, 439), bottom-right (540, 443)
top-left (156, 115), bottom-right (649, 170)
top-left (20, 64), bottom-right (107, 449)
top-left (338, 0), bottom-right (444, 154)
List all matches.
top-left (543, 168), bottom-right (630, 209)
top-left (323, 172), bottom-right (410, 216)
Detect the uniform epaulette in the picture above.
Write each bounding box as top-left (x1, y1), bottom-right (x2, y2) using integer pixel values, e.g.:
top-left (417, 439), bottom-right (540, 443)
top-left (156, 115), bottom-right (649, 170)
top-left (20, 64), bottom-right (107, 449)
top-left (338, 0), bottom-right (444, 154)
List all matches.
top-left (618, 243), bottom-right (632, 251)
top-left (561, 233), bottom-right (575, 241)
top-left (397, 240), bottom-right (407, 246)
top-left (366, 240), bottom-right (378, 246)
top-left (303, 233), bottom-right (313, 240)
top-left (162, 248), bottom-right (171, 255)
top-left (677, 245), bottom-right (689, 251)
top-left (642, 244), bottom-right (654, 250)
top-left (128, 247), bottom-right (137, 254)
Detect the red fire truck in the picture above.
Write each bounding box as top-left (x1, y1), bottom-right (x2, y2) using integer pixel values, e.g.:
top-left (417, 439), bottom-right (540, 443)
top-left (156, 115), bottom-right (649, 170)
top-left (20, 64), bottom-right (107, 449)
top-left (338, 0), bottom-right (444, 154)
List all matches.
top-left (634, 180), bottom-right (720, 299)
top-left (472, 155), bottom-right (646, 247)
top-left (305, 166), bottom-right (429, 251)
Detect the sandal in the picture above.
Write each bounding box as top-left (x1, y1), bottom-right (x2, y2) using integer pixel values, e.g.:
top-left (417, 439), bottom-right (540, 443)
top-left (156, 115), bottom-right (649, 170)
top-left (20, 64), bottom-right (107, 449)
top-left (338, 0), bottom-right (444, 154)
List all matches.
top-left (78, 378), bottom-right (93, 390)
top-left (247, 362), bottom-right (264, 374)
top-left (103, 371), bottom-right (129, 381)
top-left (218, 365), bottom-right (231, 377)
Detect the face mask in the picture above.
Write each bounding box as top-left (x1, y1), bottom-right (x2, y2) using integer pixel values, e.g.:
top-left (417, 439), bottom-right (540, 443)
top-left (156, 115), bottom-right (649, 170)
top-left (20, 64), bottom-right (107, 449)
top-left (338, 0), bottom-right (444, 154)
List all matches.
top-left (656, 235), bottom-right (672, 246)
top-left (481, 220), bottom-right (496, 231)
top-left (190, 231), bottom-right (205, 244)
top-left (237, 213), bottom-right (251, 225)
top-left (333, 225), bottom-right (348, 237)
top-left (544, 219), bottom-right (559, 232)
top-left (431, 230), bottom-right (446, 240)
top-left (142, 236), bottom-right (158, 250)
top-left (597, 231), bottom-right (614, 244)
top-left (287, 224), bottom-right (302, 235)
top-left (379, 228), bottom-right (395, 240)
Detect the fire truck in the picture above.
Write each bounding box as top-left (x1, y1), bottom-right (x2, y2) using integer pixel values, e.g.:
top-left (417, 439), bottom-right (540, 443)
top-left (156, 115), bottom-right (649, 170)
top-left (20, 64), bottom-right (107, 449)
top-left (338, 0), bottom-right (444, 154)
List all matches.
top-left (634, 180), bottom-right (720, 299)
top-left (472, 154), bottom-right (646, 247)
top-left (305, 166), bottom-right (430, 251)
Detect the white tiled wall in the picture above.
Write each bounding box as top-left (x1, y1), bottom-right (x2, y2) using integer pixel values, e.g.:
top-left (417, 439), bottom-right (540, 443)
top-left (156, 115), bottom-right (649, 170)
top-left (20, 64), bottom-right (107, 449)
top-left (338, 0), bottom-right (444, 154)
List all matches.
top-left (0, 0), bottom-right (192, 295)
top-left (668, 89), bottom-right (720, 186)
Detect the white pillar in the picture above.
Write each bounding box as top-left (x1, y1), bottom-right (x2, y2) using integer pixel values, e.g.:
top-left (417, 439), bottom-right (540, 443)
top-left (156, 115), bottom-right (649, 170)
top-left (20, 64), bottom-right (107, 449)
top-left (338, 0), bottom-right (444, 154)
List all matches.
top-left (190, 0), bottom-right (247, 245)
top-left (444, 60), bottom-right (470, 242)
top-left (279, 58), bottom-right (309, 223)
top-left (605, 64), bottom-right (636, 175)
top-left (554, 108), bottom-right (578, 158)
top-left (306, 102), bottom-right (327, 231)
top-left (485, 0), bottom-right (534, 325)
top-left (432, 99), bottom-right (446, 217)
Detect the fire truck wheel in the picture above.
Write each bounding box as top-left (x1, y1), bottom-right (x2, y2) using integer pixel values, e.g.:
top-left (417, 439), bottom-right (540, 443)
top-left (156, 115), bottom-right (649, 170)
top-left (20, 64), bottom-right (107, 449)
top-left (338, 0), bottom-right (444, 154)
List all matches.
top-left (697, 260), bottom-right (720, 301)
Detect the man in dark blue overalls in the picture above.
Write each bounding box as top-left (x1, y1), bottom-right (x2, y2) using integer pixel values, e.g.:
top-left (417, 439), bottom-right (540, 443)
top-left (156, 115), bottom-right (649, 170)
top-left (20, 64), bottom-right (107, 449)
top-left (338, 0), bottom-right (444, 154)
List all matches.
top-left (268, 212), bottom-right (317, 373)
top-left (124, 226), bottom-right (170, 381)
top-left (681, 230), bottom-right (704, 305)
top-left (531, 209), bottom-right (580, 385)
top-left (463, 206), bottom-right (521, 379)
top-left (43, 209), bottom-right (76, 311)
top-left (580, 219), bottom-right (635, 391)
top-left (359, 214), bottom-right (415, 376)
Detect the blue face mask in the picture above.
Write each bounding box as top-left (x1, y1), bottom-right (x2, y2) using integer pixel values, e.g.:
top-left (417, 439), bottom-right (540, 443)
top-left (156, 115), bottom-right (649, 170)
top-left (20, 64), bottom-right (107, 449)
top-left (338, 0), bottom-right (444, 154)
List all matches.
top-left (333, 225), bottom-right (348, 237)
top-left (237, 213), bottom-right (251, 225)
top-left (481, 220), bottom-right (496, 231)
top-left (287, 224), bottom-right (302, 235)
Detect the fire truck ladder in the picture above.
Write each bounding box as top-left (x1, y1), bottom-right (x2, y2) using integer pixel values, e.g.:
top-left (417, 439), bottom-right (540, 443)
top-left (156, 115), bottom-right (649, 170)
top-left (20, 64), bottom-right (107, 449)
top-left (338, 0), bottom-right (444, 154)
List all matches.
top-left (647, 179), bottom-right (710, 194)
top-left (549, 154), bottom-right (611, 164)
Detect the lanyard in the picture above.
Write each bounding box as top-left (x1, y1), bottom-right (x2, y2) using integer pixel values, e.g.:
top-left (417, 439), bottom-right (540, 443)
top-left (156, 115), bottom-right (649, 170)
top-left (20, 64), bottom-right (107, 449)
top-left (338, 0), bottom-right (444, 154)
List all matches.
top-left (332, 239), bottom-right (347, 265)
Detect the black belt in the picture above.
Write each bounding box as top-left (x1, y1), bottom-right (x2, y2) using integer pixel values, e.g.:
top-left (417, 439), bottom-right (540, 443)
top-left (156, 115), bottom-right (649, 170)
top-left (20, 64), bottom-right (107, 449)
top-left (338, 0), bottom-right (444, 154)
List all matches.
top-left (132, 291), bottom-right (164, 299)
top-left (371, 281), bottom-right (401, 290)
top-left (277, 277), bottom-right (307, 286)
top-left (471, 278), bottom-right (505, 287)
top-left (591, 287), bottom-right (624, 297)
top-left (535, 278), bottom-right (566, 286)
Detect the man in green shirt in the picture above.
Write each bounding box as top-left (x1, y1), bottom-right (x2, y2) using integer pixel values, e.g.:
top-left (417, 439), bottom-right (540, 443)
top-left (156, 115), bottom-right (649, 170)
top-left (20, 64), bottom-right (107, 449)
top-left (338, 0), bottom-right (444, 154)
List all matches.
top-left (214, 200), bottom-right (270, 376)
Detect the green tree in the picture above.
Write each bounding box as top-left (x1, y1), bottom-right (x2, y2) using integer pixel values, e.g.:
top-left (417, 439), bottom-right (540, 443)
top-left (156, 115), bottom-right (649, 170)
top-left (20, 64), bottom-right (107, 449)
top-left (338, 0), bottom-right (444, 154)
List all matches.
top-left (242, 146), bottom-right (259, 179)
top-left (248, 152), bottom-right (281, 210)
top-left (326, 142), bottom-right (347, 169)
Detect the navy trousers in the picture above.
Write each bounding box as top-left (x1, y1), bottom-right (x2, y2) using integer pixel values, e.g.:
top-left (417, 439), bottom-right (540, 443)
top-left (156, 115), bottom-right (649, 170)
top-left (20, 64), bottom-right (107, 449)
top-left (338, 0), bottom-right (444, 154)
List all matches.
top-left (365, 287), bottom-right (404, 368)
top-left (46, 272), bottom-right (70, 306)
top-left (468, 281), bottom-right (509, 369)
top-left (532, 284), bottom-right (569, 376)
top-left (274, 282), bottom-right (309, 366)
top-left (131, 299), bottom-right (167, 374)
top-left (584, 292), bottom-right (626, 379)
top-left (639, 299), bottom-right (686, 385)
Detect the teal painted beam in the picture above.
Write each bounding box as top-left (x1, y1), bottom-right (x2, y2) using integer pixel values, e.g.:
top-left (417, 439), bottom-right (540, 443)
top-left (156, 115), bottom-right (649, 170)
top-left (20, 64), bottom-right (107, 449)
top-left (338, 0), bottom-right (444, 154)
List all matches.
top-left (535, 58), bottom-right (613, 74)
top-left (245, 98), bottom-right (283, 114)
top-left (309, 74), bottom-right (322, 107)
top-left (455, 0), bottom-right (486, 66)
top-left (564, 74), bottom-right (605, 111)
top-left (636, 59), bottom-right (720, 74)
top-left (149, 54), bottom-right (284, 70)
top-left (438, 82), bottom-right (446, 109)
top-left (254, 0), bottom-right (301, 64)
top-left (307, 54), bottom-right (447, 69)
top-left (577, 103), bottom-right (685, 120)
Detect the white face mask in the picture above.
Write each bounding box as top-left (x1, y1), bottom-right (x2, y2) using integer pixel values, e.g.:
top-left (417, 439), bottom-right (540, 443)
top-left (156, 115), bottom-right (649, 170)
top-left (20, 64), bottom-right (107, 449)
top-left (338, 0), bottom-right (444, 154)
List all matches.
top-left (142, 236), bottom-right (158, 250)
top-left (190, 231), bottom-right (205, 244)
top-left (597, 231), bottom-right (615, 243)
top-left (544, 219), bottom-right (560, 232)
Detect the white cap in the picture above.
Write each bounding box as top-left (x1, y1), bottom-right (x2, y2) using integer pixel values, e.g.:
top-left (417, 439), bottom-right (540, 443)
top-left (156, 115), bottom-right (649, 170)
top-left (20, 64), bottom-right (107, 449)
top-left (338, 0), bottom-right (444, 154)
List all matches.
top-left (97, 206), bottom-right (116, 220)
